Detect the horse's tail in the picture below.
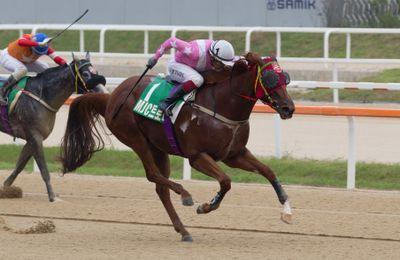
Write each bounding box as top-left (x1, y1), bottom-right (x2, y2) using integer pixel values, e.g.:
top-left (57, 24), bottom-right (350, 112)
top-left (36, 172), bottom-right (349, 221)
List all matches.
top-left (60, 93), bottom-right (109, 174)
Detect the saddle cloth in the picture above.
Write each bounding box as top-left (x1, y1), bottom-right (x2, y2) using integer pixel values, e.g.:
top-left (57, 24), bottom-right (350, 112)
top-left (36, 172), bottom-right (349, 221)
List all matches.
top-left (0, 76), bottom-right (29, 135)
top-left (0, 76), bottom-right (29, 113)
top-left (132, 74), bottom-right (195, 123)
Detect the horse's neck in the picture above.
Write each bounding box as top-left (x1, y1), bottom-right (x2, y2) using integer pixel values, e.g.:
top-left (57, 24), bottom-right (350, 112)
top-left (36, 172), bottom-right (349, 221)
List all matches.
top-left (197, 70), bottom-right (256, 121)
top-left (29, 66), bottom-right (74, 110)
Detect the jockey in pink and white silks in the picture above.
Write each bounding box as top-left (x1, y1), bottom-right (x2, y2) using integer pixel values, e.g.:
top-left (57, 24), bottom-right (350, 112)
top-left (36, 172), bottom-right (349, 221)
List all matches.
top-left (147, 37), bottom-right (235, 115)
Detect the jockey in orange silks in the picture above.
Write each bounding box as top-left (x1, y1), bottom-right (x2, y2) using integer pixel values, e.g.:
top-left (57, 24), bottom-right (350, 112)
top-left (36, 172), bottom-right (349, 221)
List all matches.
top-left (0, 33), bottom-right (66, 105)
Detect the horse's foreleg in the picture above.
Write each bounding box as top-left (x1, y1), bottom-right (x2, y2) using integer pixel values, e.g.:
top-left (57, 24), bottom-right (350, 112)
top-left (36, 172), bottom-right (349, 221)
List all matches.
top-left (223, 148), bottom-right (292, 223)
top-left (151, 148), bottom-right (192, 242)
top-left (189, 153), bottom-right (231, 214)
top-left (27, 134), bottom-right (56, 202)
top-left (3, 143), bottom-right (33, 187)
top-left (155, 184), bottom-right (192, 241)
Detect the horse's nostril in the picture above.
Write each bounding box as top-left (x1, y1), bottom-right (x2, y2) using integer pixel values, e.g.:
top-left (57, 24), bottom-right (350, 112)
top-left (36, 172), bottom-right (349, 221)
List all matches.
top-left (280, 106), bottom-right (294, 119)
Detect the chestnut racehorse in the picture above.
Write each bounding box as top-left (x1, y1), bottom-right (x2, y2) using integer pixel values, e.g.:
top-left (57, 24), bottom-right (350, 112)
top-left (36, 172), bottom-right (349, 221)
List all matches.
top-left (60, 52), bottom-right (295, 242)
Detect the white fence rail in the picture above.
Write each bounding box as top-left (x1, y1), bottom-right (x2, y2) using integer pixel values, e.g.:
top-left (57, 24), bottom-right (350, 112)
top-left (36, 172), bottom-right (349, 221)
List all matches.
top-left (1, 24), bottom-right (400, 59)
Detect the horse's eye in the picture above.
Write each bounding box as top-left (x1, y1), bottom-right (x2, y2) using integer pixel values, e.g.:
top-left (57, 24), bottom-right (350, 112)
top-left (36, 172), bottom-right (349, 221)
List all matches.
top-left (282, 72), bottom-right (290, 85)
top-left (262, 70), bottom-right (279, 89)
top-left (82, 71), bottom-right (91, 79)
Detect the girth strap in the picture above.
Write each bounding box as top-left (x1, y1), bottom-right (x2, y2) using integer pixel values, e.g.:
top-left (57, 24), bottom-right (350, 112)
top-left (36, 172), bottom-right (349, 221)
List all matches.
top-left (21, 90), bottom-right (58, 113)
top-left (190, 103), bottom-right (248, 126)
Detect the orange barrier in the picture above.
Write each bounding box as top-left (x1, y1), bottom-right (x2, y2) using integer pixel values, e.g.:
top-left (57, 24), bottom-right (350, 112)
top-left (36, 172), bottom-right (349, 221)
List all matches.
top-left (65, 97), bottom-right (400, 118)
top-left (253, 104), bottom-right (400, 118)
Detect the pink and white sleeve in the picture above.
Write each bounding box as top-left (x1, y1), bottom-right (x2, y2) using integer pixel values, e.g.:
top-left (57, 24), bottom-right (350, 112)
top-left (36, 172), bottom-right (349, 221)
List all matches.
top-left (153, 37), bottom-right (191, 60)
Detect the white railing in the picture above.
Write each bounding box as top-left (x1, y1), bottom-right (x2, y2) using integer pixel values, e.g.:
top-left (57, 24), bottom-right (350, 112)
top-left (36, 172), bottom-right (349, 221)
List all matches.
top-left (4, 74), bottom-right (398, 92)
top-left (1, 24), bottom-right (400, 59)
top-left (274, 57), bottom-right (400, 103)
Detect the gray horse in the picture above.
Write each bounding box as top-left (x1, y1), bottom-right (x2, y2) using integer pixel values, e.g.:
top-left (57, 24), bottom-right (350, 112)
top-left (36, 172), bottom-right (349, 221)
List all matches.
top-left (0, 53), bottom-right (106, 202)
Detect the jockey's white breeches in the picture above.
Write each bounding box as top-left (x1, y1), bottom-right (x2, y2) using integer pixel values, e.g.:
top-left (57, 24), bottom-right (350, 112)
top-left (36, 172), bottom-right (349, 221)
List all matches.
top-left (167, 58), bottom-right (204, 87)
top-left (0, 49), bottom-right (49, 81)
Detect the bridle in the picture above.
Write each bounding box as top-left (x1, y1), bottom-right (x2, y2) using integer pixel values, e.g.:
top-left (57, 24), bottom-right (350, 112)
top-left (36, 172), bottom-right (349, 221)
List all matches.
top-left (231, 59), bottom-right (275, 106)
top-left (68, 60), bottom-right (92, 93)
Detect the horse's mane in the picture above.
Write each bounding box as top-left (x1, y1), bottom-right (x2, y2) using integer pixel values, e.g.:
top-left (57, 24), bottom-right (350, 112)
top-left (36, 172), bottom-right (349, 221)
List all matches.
top-left (243, 52), bottom-right (266, 67)
top-left (35, 64), bottom-right (69, 80)
top-left (201, 53), bottom-right (260, 85)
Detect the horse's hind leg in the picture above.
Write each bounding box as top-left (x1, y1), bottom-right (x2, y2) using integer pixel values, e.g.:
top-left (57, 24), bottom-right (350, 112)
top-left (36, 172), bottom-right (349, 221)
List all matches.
top-left (137, 148), bottom-right (193, 206)
top-left (223, 148), bottom-right (292, 223)
top-left (26, 134), bottom-right (56, 202)
top-left (189, 152), bottom-right (231, 214)
top-left (150, 147), bottom-right (192, 242)
top-left (112, 122), bottom-right (193, 205)
top-left (3, 143), bottom-right (33, 186)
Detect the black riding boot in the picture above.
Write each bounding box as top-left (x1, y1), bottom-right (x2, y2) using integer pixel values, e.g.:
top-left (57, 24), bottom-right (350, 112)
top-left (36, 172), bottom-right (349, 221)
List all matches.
top-left (0, 75), bottom-right (17, 106)
top-left (159, 84), bottom-right (187, 116)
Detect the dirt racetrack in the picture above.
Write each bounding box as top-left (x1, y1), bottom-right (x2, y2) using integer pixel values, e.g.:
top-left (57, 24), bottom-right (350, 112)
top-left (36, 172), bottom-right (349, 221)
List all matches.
top-left (0, 171), bottom-right (399, 259)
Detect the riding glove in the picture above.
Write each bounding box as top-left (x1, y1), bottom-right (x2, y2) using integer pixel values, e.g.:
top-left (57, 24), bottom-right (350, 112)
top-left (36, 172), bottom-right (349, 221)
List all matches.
top-left (147, 57), bottom-right (157, 69)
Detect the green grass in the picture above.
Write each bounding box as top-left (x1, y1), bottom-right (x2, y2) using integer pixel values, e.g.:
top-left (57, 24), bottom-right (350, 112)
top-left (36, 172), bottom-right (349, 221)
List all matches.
top-left (0, 145), bottom-right (399, 191)
top-left (289, 88), bottom-right (400, 103)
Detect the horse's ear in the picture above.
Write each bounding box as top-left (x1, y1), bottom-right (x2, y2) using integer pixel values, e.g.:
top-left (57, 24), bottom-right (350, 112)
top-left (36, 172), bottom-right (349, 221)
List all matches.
top-left (85, 51), bottom-right (91, 61)
top-left (244, 52), bottom-right (264, 66)
top-left (71, 52), bottom-right (78, 61)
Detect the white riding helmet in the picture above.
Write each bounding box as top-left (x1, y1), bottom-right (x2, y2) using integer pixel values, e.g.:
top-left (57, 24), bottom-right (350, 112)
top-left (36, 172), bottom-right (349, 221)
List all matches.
top-left (209, 40), bottom-right (235, 66)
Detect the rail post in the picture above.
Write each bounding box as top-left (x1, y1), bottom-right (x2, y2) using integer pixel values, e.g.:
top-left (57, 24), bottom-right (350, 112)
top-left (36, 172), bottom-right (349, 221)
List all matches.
top-left (276, 31), bottom-right (281, 58)
top-left (79, 29), bottom-right (84, 52)
top-left (347, 116), bottom-right (356, 189)
top-left (183, 158), bottom-right (191, 180)
top-left (274, 114), bottom-right (282, 158)
top-left (99, 28), bottom-right (107, 54)
top-left (144, 30), bottom-right (149, 54)
top-left (346, 33), bottom-right (351, 59)
top-left (332, 63), bottom-right (339, 103)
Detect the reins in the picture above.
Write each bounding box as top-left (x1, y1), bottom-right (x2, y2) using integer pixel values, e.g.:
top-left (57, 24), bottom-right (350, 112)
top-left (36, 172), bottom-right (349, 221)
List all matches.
top-left (69, 61), bottom-right (91, 93)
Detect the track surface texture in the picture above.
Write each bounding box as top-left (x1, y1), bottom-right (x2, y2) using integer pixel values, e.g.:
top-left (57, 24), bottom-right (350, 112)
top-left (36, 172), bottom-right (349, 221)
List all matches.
top-left (0, 171), bottom-right (399, 259)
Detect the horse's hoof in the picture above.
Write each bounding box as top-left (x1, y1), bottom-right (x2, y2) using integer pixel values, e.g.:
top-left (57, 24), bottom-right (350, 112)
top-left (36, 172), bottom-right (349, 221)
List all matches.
top-left (181, 234), bottom-right (193, 242)
top-left (281, 200), bottom-right (292, 224)
top-left (181, 196), bottom-right (194, 206)
top-left (196, 205), bottom-right (204, 214)
top-left (281, 213), bottom-right (292, 224)
top-left (52, 197), bottom-right (63, 203)
top-left (196, 203), bottom-right (211, 214)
